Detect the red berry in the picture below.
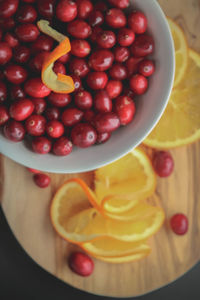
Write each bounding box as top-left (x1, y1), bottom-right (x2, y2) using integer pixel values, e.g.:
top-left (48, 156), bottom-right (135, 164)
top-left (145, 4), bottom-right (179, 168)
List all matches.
top-left (125, 56), bottom-right (144, 77)
top-left (0, 81), bottom-right (7, 103)
top-left (24, 78), bottom-right (51, 98)
top-left (108, 0), bottom-right (129, 9)
top-left (106, 80), bottom-right (122, 99)
top-left (10, 85), bottom-right (25, 100)
top-left (48, 92), bottom-right (71, 107)
top-left (52, 137), bottom-right (72, 156)
top-left (94, 112), bottom-right (120, 133)
top-left (88, 10), bottom-right (104, 27)
top-left (30, 51), bottom-right (50, 72)
top-left (0, 43), bottom-right (12, 65)
top-left (31, 35), bottom-right (54, 52)
top-left (89, 49), bottom-right (114, 71)
top-left (70, 74), bottom-right (82, 92)
top-left (87, 71), bottom-right (108, 90)
top-left (33, 173), bottom-right (51, 188)
top-left (69, 58), bottom-right (89, 77)
top-left (131, 35), bottom-right (154, 57)
top-left (14, 46), bottom-right (30, 63)
top-left (94, 2), bottom-right (108, 12)
top-left (128, 11), bottom-right (147, 34)
top-left (16, 4), bottom-right (37, 23)
top-left (58, 53), bottom-right (70, 63)
top-left (109, 63), bottom-right (127, 80)
top-left (67, 20), bottom-right (91, 39)
top-left (46, 120), bottom-right (64, 138)
top-left (45, 107), bottom-right (60, 121)
top-left (117, 28), bottom-right (135, 47)
top-left (25, 114), bottom-right (46, 136)
top-left (94, 90), bottom-right (112, 113)
top-left (68, 252), bottom-right (94, 277)
top-left (53, 62), bottom-right (66, 75)
top-left (83, 110), bottom-right (95, 123)
top-left (37, 0), bottom-right (55, 19)
top-left (9, 98), bottom-right (34, 121)
top-left (15, 24), bottom-right (40, 42)
top-left (27, 168), bottom-right (40, 173)
top-left (32, 136), bottom-right (51, 154)
top-left (71, 123), bottom-right (97, 148)
top-left (75, 91), bottom-right (93, 110)
top-left (114, 46), bottom-right (130, 63)
top-left (138, 59), bottom-right (155, 77)
top-left (32, 98), bottom-right (46, 115)
top-left (3, 32), bottom-right (19, 48)
top-left (152, 151), bottom-right (174, 178)
top-left (129, 74), bottom-right (148, 95)
top-left (0, 0), bottom-right (19, 18)
top-left (106, 9), bottom-right (126, 29)
top-left (56, 0), bottom-right (77, 22)
top-left (115, 95), bottom-right (136, 125)
top-left (0, 105), bottom-right (9, 126)
top-left (97, 132), bottom-right (111, 144)
top-left (76, 0), bottom-right (93, 19)
top-left (4, 64), bottom-right (27, 84)
top-left (89, 26), bottom-right (102, 43)
top-left (62, 108), bottom-right (83, 126)
top-left (96, 30), bottom-right (116, 49)
top-left (3, 120), bottom-right (25, 142)
top-left (71, 39), bottom-right (91, 58)
top-left (170, 214), bottom-right (188, 235)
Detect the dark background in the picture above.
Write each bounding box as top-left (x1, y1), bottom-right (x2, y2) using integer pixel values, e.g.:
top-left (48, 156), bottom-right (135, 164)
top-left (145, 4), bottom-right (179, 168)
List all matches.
top-left (0, 206), bottom-right (199, 300)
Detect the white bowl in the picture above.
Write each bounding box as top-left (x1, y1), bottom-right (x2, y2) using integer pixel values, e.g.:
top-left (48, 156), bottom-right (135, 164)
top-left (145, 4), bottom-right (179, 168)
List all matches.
top-left (0, 0), bottom-right (175, 174)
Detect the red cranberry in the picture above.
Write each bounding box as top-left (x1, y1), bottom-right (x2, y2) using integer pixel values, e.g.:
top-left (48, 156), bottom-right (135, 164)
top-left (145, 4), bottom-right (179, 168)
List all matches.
top-left (67, 20), bottom-right (91, 39)
top-left (0, 81), bottom-right (7, 103)
top-left (138, 59), bottom-right (155, 77)
top-left (53, 62), bottom-right (66, 75)
top-left (4, 64), bottom-right (27, 84)
top-left (62, 108), bottom-right (83, 126)
top-left (71, 39), bottom-right (91, 58)
top-left (94, 112), bottom-right (120, 133)
top-left (70, 74), bottom-right (82, 91)
top-left (69, 58), bottom-right (89, 77)
top-left (46, 120), bottom-right (64, 138)
top-left (89, 49), bottom-right (114, 71)
top-left (45, 107), bottom-right (60, 120)
top-left (32, 98), bottom-right (46, 114)
top-left (109, 63), bottom-right (127, 80)
top-left (88, 10), bottom-right (104, 27)
top-left (30, 51), bottom-right (49, 72)
top-left (0, 0), bottom-right (19, 18)
top-left (71, 123), bottom-right (97, 148)
top-left (56, 0), bottom-right (77, 22)
top-left (27, 168), bottom-right (40, 174)
top-left (94, 90), bottom-right (112, 113)
top-left (152, 151), bottom-right (174, 178)
top-left (83, 110), bottom-right (95, 123)
top-left (58, 52), bottom-right (70, 63)
top-left (10, 85), bottom-right (25, 100)
top-left (31, 35), bottom-right (54, 52)
top-left (94, 2), bottom-right (108, 12)
top-left (117, 28), bottom-right (135, 47)
top-left (75, 91), bottom-right (93, 110)
top-left (68, 252), bottom-right (94, 276)
top-left (115, 95), bottom-right (135, 125)
top-left (3, 32), bottom-right (19, 48)
top-left (37, 0), bottom-right (55, 19)
top-left (106, 80), bottom-right (122, 99)
top-left (76, 0), bottom-right (93, 19)
top-left (33, 173), bottom-right (51, 188)
top-left (0, 43), bottom-right (12, 65)
top-left (125, 56), bottom-right (143, 77)
top-left (114, 46), bottom-right (130, 63)
top-left (48, 92), bottom-right (71, 107)
top-left (106, 9), bottom-right (126, 28)
top-left (14, 46), bottom-right (30, 63)
top-left (25, 114), bottom-right (46, 136)
top-left (128, 11), bottom-right (147, 34)
top-left (4, 120), bottom-right (25, 142)
top-left (170, 214), bottom-right (188, 235)
top-left (32, 136), bottom-right (51, 154)
top-left (24, 78), bottom-right (51, 98)
top-left (15, 24), bottom-right (40, 42)
top-left (9, 98), bottom-right (34, 121)
top-left (16, 4), bottom-right (37, 23)
top-left (96, 30), bottom-right (116, 49)
top-left (129, 74), bottom-right (148, 95)
top-left (87, 71), bottom-right (108, 90)
top-left (53, 137), bottom-right (72, 156)
top-left (97, 132), bottom-right (111, 144)
top-left (89, 26), bottom-right (102, 43)
top-left (0, 18), bottom-right (15, 32)
top-left (131, 35), bottom-right (154, 57)
top-left (0, 105), bottom-right (9, 126)
top-left (108, 0), bottom-right (129, 9)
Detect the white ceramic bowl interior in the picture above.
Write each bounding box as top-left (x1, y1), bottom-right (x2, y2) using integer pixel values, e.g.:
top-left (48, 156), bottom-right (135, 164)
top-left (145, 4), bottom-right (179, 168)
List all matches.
top-left (0, 0), bottom-right (175, 173)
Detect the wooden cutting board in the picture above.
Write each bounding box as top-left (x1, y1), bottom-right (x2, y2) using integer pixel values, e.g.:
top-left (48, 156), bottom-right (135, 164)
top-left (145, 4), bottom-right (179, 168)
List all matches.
top-left (1, 0), bottom-right (200, 297)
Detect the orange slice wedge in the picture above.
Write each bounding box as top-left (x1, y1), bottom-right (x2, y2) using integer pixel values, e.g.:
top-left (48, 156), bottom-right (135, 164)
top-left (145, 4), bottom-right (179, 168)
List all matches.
top-left (94, 252), bottom-right (150, 263)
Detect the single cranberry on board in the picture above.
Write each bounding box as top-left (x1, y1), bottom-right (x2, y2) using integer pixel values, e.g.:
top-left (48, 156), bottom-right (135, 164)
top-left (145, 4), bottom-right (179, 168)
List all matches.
top-left (0, 0), bottom-right (19, 18)
top-left (129, 74), bottom-right (148, 95)
top-left (32, 98), bottom-right (46, 115)
top-left (52, 137), bottom-right (73, 156)
top-left (138, 59), bottom-right (155, 77)
top-left (71, 123), bottom-right (97, 148)
top-left (106, 80), bottom-right (122, 99)
top-left (4, 64), bottom-right (27, 84)
top-left (3, 120), bottom-right (25, 142)
top-left (32, 136), bottom-right (52, 154)
top-left (16, 4), bottom-right (37, 23)
top-left (68, 252), bottom-right (94, 277)
top-left (9, 98), bottom-right (34, 121)
top-left (152, 151), bottom-right (174, 177)
top-left (56, 0), bottom-right (77, 22)
top-left (75, 91), bottom-right (93, 110)
top-left (88, 10), bottom-right (104, 27)
top-left (15, 24), bottom-right (40, 42)
top-left (0, 43), bottom-right (12, 65)
top-left (37, 0), bottom-right (55, 19)
top-left (94, 112), bottom-right (120, 133)
top-left (69, 58), bottom-right (89, 77)
top-left (108, 0), bottom-right (129, 9)
top-left (0, 105), bottom-right (9, 126)
top-left (87, 71), bottom-right (108, 90)
top-left (48, 92), bottom-right (71, 107)
top-left (170, 214), bottom-right (188, 235)
top-left (24, 78), bottom-right (51, 98)
top-left (33, 173), bottom-right (51, 188)
top-left (94, 90), bottom-right (112, 113)
top-left (25, 114), bottom-right (46, 136)
top-left (131, 35), bottom-right (154, 57)
top-left (62, 108), bottom-right (84, 126)
top-left (97, 132), bottom-right (111, 144)
top-left (128, 11), bottom-right (147, 34)
top-left (89, 49), bottom-right (114, 71)
top-left (115, 95), bottom-right (136, 125)
top-left (105, 9), bottom-right (126, 29)
top-left (117, 28), bottom-right (135, 47)
top-left (46, 120), bottom-right (64, 138)
top-left (71, 40), bottom-right (91, 58)
top-left (96, 30), bottom-right (116, 49)
top-left (67, 20), bottom-right (91, 39)
top-left (76, 0), bottom-right (93, 19)
top-left (0, 81), bottom-right (7, 103)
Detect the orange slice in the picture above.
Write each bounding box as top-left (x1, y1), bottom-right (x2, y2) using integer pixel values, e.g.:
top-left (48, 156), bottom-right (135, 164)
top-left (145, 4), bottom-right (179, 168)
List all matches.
top-left (94, 252), bottom-right (150, 263)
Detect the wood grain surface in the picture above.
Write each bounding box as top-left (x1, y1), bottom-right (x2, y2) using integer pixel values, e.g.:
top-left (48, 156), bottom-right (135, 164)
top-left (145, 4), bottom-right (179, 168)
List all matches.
top-left (1, 0), bottom-right (200, 297)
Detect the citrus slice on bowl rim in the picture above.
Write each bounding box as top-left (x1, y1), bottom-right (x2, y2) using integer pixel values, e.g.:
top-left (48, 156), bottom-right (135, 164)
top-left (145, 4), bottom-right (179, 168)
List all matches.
top-left (144, 49), bottom-right (200, 149)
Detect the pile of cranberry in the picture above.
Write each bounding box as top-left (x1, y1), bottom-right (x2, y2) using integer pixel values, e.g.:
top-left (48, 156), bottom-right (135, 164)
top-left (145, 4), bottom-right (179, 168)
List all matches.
top-left (0, 0), bottom-right (155, 156)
